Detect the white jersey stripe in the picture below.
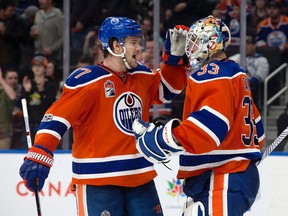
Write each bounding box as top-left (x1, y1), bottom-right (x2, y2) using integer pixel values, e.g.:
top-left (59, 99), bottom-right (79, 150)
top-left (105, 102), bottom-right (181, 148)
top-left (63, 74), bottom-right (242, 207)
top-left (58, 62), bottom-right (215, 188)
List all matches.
top-left (188, 116), bottom-right (221, 146)
top-left (179, 157), bottom-right (249, 172)
top-left (72, 166), bottom-right (154, 179)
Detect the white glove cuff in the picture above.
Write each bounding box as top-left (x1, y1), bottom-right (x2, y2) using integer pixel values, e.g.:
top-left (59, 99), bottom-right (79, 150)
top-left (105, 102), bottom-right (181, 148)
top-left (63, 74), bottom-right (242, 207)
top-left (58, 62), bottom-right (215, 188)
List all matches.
top-left (132, 118), bottom-right (148, 136)
top-left (162, 118), bottom-right (184, 151)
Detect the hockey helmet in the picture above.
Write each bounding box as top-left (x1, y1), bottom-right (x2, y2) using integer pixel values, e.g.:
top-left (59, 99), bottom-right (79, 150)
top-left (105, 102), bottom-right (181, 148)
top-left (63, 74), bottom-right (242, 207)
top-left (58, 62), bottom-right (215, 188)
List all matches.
top-left (185, 15), bottom-right (231, 69)
top-left (98, 17), bottom-right (143, 50)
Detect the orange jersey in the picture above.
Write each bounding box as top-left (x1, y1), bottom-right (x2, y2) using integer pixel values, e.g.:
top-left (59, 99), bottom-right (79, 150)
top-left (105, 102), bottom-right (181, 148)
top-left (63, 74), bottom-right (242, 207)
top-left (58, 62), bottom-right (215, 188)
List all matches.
top-left (256, 15), bottom-right (288, 49)
top-left (34, 62), bottom-right (187, 187)
top-left (173, 59), bottom-right (265, 179)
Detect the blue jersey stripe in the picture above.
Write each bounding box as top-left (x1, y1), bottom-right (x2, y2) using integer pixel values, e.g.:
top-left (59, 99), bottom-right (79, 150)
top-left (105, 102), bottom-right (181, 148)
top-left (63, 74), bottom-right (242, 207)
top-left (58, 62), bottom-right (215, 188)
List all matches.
top-left (180, 151), bottom-right (261, 166)
top-left (255, 119), bottom-right (265, 139)
top-left (38, 121), bottom-right (68, 137)
top-left (190, 108), bottom-right (228, 143)
top-left (161, 80), bottom-right (177, 101)
top-left (72, 157), bottom-right (152, 175)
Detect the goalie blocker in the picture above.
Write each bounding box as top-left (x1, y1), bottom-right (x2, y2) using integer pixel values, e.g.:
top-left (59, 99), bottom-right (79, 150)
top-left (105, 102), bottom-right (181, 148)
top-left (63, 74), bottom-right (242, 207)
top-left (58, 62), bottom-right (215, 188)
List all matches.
top-left (133, 118), bottom-right (184, 163)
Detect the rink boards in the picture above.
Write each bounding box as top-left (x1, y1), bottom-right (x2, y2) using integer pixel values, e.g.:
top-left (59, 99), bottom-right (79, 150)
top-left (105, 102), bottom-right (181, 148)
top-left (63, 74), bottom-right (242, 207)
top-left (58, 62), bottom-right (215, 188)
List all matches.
top-left (1, 151), bottom-right (288, 216)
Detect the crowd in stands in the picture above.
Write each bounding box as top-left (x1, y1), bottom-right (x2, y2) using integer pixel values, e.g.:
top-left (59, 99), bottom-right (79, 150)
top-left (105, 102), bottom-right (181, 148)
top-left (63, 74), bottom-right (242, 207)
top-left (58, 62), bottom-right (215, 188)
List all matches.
top-left (0, 0), bottom-right (288, 150)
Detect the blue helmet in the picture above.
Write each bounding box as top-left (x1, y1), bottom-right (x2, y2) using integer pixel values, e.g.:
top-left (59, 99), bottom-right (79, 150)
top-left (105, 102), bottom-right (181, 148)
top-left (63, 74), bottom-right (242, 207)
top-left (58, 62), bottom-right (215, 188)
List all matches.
top-left (98, 17), bottom-right (142, 50)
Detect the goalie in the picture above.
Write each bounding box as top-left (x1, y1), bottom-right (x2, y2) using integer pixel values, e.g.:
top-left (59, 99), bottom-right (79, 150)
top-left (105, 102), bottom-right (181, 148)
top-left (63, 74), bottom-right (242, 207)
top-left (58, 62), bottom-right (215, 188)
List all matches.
top-left (133, 15), bottom-right (265, 216)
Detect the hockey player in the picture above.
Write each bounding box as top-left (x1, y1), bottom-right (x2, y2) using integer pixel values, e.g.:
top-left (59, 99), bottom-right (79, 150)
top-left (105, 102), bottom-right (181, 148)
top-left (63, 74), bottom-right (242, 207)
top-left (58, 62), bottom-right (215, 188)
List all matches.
top-left (19, 17), bottom-right (189, 216)
top-left (133, 15), bottom-right (265, 216)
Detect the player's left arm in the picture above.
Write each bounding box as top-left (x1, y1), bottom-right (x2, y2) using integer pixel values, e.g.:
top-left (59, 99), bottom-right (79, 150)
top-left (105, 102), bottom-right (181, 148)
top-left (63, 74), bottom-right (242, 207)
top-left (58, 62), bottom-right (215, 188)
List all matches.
top-left (155, 25), bottom-right (190, 102)
top-left (162, 25), bottom-right (189, 66)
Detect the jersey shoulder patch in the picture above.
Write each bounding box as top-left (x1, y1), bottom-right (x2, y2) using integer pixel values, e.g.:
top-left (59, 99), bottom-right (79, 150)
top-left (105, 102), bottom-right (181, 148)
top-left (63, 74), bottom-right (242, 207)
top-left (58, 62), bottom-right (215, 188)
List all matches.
top-left (66, 65), bottom-right (110, 87)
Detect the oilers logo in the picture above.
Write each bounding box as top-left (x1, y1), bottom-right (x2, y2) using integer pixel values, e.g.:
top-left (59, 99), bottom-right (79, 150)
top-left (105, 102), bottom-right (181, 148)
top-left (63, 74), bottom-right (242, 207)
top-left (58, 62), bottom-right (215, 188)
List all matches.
top-left (114, 92), bottom-right (142, 135)
top-left (110, 17), bottom-right (120, 25)
top-left (267, 31), bottom-right (287, 48)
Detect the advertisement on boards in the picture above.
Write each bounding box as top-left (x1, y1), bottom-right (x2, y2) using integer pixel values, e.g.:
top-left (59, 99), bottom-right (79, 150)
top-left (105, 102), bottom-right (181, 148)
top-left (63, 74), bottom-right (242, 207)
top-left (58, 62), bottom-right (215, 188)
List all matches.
top-left (1, 152), bottom-right (288, 216)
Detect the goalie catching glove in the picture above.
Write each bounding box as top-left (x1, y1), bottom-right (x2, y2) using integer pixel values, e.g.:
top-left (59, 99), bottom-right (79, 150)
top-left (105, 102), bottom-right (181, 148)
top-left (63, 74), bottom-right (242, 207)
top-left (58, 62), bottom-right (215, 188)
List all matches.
top-left (132, 118), bottom-right (184, 163)
top-left (19, 144), bottom-right (54, 192)
top-left (163, 25), bottom-right (189, 66)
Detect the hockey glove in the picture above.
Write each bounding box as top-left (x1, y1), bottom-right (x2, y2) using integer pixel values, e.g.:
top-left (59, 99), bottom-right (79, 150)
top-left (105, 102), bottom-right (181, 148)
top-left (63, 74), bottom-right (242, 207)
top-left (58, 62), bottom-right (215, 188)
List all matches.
top-left (163, 25), bottom-right (189, 66)
top-left (133, 118), bottom-right (184, 163)
top-left (132, 118), bottom-right (150, 140)
top-left (132, 116), bottom-right (170, 139)
top-left (19, 144), bottom-right (54, 192)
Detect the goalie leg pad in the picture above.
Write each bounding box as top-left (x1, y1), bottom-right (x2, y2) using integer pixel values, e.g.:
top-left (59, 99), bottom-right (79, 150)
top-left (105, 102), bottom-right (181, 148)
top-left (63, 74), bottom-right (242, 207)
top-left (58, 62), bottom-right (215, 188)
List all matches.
top-left (182, 197), bottom-right (205, 216)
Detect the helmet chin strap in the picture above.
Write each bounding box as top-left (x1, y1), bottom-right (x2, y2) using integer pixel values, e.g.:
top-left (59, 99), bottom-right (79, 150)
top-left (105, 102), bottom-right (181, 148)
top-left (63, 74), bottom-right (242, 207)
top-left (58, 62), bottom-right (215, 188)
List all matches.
top-left (107, 47), bottom-right (132, 69)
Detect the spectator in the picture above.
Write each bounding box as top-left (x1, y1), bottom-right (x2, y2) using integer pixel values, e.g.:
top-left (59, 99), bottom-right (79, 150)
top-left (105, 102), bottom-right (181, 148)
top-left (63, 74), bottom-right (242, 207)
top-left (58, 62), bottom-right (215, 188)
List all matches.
top-left (166, 0), bottom-right (218, 28)
top-left (130, 0), bottom-right (153, 22)
top-left (45, 58), bottom-right (59, 80)
top-left (141, 38), bottom-right (155, 69)
top-left (224, 2), bottom-right (252, 46)
top-left (91, 37), bottom-right (105, 64)
top-left (0, 67), bottom-right (17, 149)
top-left (20, 5), bottom-right (39, 49)
top-left (20, 54), bottom-right (57, 141)
top-left (76, 54), bottom-right (94, 68)
top-left (141, 16), bottom-right (153, 40)
top-left (229, 35), bottom-right (269, 107)
top-left (283, 0), bottom-right (288, 16)
top-left (256, 0), bottom-right (288, 63)
top-left (100, 0), bottom-right (133, 21)
top-left (45, 59), bottom-right (62, 96)
top-left (249, 0), bottom-right (269, 28)
top-left (140, 38), bottom-right (163, 69)
top-left (225, 3), bottom-right (241, 46)
top-left (276, 102), bottom-right (288, 151)
top-left (82, 26), bottom-right (105, 64)
top-left (70, 0), bottom-right (102, 49)
top-left (4, 68), bottom-right (23, 149)
top-left (213, 0), bottom-right (232, 20)
top-left (82, 28), bottom-right (97, 57)
top-left (30, 0), bottom-right (63, 62)
top-left (0, 0), bottom-right (26, 71)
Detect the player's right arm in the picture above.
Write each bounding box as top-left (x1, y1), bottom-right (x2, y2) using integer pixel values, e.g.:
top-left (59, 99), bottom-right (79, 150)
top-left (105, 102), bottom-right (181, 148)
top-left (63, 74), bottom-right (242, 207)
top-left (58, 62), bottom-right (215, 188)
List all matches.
top-left (19, 66), bottom-right (102, 191)
top-left (34, 67), bottom-right (100, 152)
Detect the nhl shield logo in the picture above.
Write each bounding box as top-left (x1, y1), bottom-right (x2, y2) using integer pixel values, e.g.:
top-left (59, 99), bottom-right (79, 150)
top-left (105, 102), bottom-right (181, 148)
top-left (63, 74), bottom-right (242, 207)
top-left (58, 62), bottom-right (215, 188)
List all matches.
top-left (104, 80), bottom-right (115, 98)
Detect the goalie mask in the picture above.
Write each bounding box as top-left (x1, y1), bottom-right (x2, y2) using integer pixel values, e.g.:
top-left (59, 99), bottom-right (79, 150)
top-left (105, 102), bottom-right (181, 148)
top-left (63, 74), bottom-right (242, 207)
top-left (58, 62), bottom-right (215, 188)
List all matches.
top-left (185, 15), bottom-right (231, 70)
